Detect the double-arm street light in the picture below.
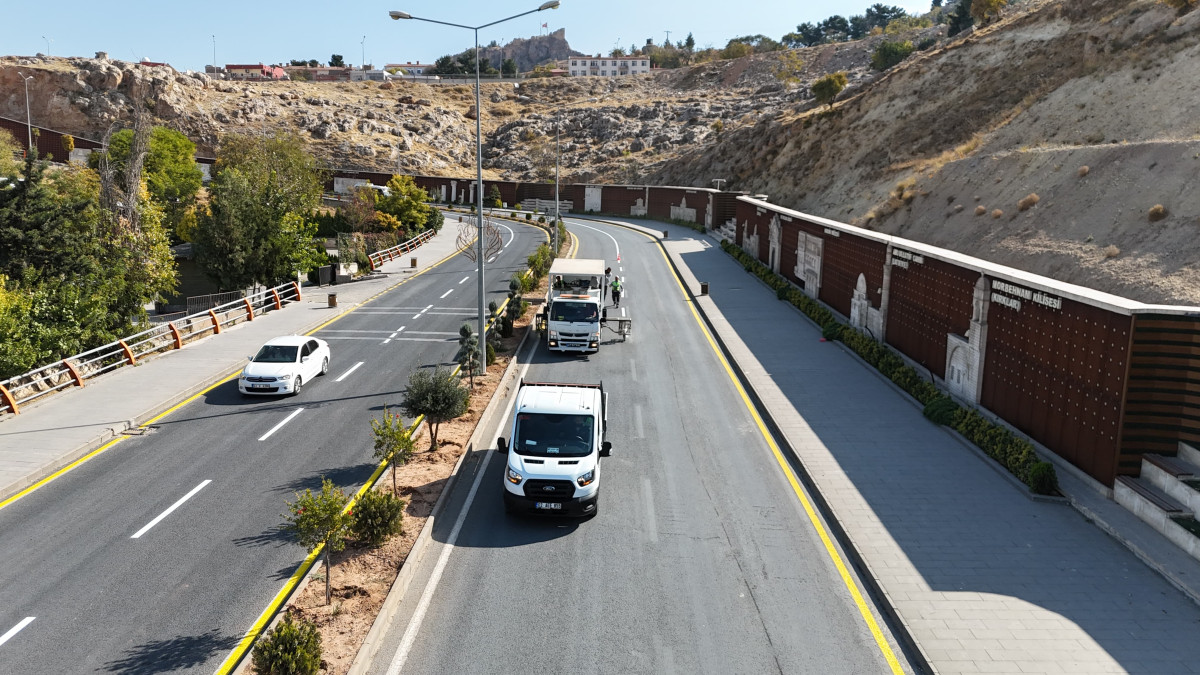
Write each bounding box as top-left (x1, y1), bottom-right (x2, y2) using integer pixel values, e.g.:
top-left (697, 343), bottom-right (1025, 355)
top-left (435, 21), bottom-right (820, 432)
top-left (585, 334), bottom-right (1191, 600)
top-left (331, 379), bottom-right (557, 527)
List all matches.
top-left (389, 1), bottom-right (560, 371)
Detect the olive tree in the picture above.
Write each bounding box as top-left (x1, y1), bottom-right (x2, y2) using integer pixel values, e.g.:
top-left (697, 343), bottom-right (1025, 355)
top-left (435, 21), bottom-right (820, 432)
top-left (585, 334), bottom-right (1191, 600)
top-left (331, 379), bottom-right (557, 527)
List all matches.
top-left (399, 366), bottom-right (470, 451)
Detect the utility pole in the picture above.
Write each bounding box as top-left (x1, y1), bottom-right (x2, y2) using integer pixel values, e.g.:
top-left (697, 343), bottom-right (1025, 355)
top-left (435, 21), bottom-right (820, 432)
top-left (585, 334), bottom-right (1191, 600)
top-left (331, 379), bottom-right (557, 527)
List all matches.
top-left (361, 35), bottom-right (367, 69)
top-left (17, 71), bottom-right (34, 154)
top-left (212, 35), bottom-right (216, 70)
top-left (664, 30), bottom-right (672, 46)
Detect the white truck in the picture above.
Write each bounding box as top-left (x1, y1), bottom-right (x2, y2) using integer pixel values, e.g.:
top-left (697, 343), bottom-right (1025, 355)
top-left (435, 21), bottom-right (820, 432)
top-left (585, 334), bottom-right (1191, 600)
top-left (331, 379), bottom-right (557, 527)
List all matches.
top-left (496, 380), bottom-right (611, 517)
top-left (542, 258), bottom-right (605, 353)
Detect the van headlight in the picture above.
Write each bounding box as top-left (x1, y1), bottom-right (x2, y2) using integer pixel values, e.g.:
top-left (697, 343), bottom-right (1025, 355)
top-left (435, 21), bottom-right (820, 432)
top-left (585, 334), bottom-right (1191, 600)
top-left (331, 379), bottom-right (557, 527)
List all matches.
top-left (506, 467), bottom-right (524, 484)
top-left (576, 469), bottom-right (595, 487)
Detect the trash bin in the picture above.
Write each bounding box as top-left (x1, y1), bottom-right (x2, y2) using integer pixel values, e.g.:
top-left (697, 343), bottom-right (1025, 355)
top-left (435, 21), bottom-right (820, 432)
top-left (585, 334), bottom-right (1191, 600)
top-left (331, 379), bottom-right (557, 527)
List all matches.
top-left (410, 257), bottom-right (418, 269)
top-left (663, 230), bottom-right (669, 239)
top-left (328, 293), bottom-right (338, 308)
top-left (699, 282), bottom-right (709, 296)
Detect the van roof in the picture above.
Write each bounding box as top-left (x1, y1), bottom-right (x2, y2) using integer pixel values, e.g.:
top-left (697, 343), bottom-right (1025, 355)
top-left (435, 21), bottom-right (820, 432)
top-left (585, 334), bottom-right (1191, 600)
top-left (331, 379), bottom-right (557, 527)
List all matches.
top-left (517, 384), bottom-right (600, 415)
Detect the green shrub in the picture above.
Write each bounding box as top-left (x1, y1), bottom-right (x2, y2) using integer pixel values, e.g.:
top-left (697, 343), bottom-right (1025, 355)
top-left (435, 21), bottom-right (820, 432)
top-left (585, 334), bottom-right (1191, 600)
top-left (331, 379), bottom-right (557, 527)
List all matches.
top-left (525, 213), bottom-right (532, 221)
top-left (917, 37), bottom-right (937, 51)
top-left (1026, 461), bottom-right (1058, 495)
top-left (822, 322), bottom-right (843, 341)
top-left (871, 40), bottom-right (915, 71)
top-left (811, 71), bottom-right (848, 107)
top-left (252, 613), bottom-right (321, 675)
top-left (923, 395), bottom-right (960, 426)
top-left (537, 215), bottom-right (547, 223)
top-left (350, 489), bottom-right (406, 547)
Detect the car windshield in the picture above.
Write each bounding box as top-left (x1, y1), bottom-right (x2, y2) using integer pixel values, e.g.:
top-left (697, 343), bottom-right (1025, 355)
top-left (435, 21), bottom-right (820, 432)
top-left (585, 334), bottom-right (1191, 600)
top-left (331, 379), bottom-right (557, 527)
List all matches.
top-left (514, 413), bottom-right (594, 458)
top-left (551, 300), bottom-right (598, 323)
top-left (253, 344), bottom-right (299, 363)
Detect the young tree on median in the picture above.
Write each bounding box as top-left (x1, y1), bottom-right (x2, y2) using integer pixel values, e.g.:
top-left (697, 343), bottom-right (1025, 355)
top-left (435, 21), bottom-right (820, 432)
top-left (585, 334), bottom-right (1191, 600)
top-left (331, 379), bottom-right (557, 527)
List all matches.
top-left (455, 323), bottom-right (482, 388)
top-left (399, 366), bottom-right (470, 451)
top-left (371, 408), bottom-right (416, 493)
top-left (284, 477), bottom-right (351, 606)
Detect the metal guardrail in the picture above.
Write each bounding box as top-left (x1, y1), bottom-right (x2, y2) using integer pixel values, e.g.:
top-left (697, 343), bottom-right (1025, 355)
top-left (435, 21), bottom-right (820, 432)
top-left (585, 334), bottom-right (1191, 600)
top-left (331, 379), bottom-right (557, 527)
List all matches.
top-left (0, 281), bottom-right (303, 417)
top-left (366, 228), bottom-right (435, 271)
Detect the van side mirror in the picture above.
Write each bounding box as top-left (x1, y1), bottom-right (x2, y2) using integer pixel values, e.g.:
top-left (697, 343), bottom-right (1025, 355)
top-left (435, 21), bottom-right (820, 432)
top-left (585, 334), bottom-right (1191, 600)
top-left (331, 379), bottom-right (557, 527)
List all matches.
top-left (600, 440), bottom-right (612, 457)
top-left (497, 437), bottom-right (508, 453)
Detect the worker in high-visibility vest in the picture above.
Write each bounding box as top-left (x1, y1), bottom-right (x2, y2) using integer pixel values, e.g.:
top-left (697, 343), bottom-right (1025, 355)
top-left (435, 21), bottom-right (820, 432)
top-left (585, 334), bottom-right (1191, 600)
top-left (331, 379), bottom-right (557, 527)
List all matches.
top-left (610, 276), bottom-right (623, 307)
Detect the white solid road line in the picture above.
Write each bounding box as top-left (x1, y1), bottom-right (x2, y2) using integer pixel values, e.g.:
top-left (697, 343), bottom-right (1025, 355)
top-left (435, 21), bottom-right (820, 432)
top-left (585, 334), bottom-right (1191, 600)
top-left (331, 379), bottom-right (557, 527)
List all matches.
top-left (335, 362), bottom-right (364, 382)
top-left (458, 276), bottom-right (469, 284)
top-left (440, 289), bottom-right (453, 299)
top-left (385, 355), bottom-right (533, 675)
top-left (0, 617), bottom-right (34, 647)
top-left (259, 408), bottom-right (305, 442)
top-left (131, 480), bottom-right (212, 539)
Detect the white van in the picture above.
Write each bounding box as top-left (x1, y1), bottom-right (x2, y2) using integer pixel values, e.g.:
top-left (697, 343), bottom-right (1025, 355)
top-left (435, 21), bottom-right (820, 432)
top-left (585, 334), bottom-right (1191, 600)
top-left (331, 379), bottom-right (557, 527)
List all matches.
top-left (496, 380), bottom-right (611, 517)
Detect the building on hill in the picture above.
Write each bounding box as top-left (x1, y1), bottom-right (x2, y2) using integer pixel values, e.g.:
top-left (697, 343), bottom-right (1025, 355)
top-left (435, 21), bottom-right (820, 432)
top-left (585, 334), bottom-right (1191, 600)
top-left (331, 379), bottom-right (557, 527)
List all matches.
top-left (282, 65), bottom-right (352, 81)
top-left (385, 62), bottom-right (435, 75)
top-left (564, 55), bottom-right (651, 77)
top-left (350, 69), bottom-right (393, 82)
top-left (139, 60), bottom-right (170, 68)
top-left (225, 63), bottom-right (286, 80)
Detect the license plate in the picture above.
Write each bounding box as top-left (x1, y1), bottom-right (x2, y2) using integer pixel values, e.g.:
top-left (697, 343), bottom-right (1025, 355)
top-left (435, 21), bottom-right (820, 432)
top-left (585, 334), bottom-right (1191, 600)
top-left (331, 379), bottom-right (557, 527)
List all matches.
top-left (249, 384), bottom-right (271, 389)
top-left (535, 502), bottom-right (562, 510)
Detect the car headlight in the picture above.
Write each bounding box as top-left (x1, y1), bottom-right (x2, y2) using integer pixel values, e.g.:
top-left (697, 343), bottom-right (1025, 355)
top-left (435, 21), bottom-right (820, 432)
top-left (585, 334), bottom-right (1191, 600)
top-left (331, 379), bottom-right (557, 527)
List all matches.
top-left (576, 469), bottom-right (595, 487)
top-left (277, 374), bottom-right (292, 380)
top-left (506, 467), bottom-right (523, 485)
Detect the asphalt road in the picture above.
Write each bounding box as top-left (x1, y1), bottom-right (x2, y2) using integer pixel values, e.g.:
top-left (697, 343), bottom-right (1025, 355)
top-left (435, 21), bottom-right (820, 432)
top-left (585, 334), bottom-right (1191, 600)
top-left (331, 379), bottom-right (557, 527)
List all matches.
top-left (0, 221), bottom-right (544, 674)
top-left (367, 219), bottom-right (909, 674)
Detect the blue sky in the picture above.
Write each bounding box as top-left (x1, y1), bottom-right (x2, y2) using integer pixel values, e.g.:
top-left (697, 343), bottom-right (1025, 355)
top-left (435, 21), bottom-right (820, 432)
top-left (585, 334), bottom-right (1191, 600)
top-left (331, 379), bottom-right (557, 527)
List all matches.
top-left (4, 1), bottom-right (933, 72)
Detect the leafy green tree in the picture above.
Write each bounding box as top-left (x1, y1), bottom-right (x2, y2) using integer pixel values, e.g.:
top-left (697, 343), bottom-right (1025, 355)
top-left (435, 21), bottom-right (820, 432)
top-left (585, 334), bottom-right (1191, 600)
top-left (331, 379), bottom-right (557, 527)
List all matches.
top-left (948, 0), bottom-right (975, 36)
top-left (371, 408), bottom-right (416, 493)
top-left (456, 322), bottom-right (482, 386)
top-left (871, 40), bottom-right (915, 70)
top-left (818, 16), bottom-right (850, 42)
top-left (456, 49), bottom-right (478, 73)
top-left (308, 59), bottom-right (319, 67)
top-left (329, 54), bottom-right (345, 67)
top-left (251, 613), bottom-right (321, 675)
top-left (501, 57), bottom-right (518, 76)
top-left (812, 71), bottom-right (848, 107)
top-left (970, 0), bottom-right (1007, 24)
top-left (432, 55), bottom-right (460, 75)
top-left (91, 127), bottom-right (203, 239)
top-left (399, 366), bottom-right (470, 451)
top-left (849, 15), bottom-right (872, 39)
top-left (197, 133), bottom-right (325, 289)
top-left (866, 3), bottom-right (909, 29)
top-left (720, 40), bottom-right (752, 60)
top-left (684, 32), bottom-right (696, 53)
top-left (0, 129), bottom-right (22, 177)
top-left (486, 184), bottom-right (503, 208)
top-left (376, 175), bottom-right (437, 233)
top-left (284, 477), bottom-right (351, 606)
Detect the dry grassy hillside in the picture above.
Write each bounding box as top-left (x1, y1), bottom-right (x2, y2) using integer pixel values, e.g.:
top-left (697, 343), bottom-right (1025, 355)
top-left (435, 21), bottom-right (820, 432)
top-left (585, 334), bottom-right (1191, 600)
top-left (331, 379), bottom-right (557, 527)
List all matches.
top-left (649, 0), bottom-right (1200, 304)
top-left (2, 0), bottom-right (1198, 304)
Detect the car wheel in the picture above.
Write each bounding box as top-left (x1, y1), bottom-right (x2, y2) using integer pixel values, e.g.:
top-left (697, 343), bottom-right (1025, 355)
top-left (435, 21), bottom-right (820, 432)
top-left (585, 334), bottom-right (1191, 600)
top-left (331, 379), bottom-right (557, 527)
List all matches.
top-left (292, 376), bottom-right (302, 396)
top-left (320, 356), bottom-right (329, 376)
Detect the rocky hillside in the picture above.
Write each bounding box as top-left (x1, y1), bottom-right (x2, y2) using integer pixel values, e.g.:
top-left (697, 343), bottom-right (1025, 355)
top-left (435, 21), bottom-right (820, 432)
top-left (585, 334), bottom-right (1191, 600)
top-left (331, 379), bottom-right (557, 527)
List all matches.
top-left (2, 0), bottom-right (1199, 305)
top-left (477, 28), bottom-right (584, 73)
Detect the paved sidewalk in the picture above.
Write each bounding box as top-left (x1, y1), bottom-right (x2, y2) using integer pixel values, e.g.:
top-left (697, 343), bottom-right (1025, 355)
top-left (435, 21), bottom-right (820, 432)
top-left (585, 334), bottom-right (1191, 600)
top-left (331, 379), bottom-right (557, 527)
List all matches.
top-left (642, 224), bottom-right (1200, 675)
top-left (0, 227), bottom-right (465, 504)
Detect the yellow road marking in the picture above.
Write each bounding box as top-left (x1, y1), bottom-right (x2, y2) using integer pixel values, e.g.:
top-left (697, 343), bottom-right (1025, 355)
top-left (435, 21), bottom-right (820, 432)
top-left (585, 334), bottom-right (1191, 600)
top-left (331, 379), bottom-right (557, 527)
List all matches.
top-left (0, 240), bottom-right (466, 515)
top-left (634, 229), bottom-right (903, 674)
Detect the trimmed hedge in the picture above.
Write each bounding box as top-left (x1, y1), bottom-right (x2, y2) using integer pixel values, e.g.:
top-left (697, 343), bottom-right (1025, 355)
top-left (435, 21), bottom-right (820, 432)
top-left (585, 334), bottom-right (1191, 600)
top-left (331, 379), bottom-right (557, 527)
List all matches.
top-left (719, 238), bottom-right (1058, 495)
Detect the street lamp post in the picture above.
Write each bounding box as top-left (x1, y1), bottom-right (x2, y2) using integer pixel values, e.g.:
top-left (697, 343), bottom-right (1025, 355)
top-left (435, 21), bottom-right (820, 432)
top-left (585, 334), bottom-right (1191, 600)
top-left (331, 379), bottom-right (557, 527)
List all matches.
top-left (17, 71), bottom-right (34, 154)
top-left (554, 115), bottom-right (560, 255)
top-left (389, 1), bottom-right (561, 371)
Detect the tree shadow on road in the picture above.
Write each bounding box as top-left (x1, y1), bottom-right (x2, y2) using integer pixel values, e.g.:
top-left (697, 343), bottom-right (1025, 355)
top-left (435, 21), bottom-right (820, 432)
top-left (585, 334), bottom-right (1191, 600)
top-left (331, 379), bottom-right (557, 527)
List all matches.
top-left (100, 628), bottom-right (239, 673)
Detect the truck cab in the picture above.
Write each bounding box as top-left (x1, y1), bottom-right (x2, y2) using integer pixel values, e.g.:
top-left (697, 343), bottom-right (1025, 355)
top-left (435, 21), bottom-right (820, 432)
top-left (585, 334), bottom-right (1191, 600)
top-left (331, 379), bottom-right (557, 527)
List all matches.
top-left (544, 259), bottom-right (605, 353)
top-left (497, 380), bottom-right (611, 517)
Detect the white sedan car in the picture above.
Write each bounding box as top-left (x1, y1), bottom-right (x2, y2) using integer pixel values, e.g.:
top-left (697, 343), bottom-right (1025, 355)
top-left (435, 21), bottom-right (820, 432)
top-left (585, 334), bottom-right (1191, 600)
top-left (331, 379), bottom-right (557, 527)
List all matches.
top-left (238, 335), bottom-right (330, 396)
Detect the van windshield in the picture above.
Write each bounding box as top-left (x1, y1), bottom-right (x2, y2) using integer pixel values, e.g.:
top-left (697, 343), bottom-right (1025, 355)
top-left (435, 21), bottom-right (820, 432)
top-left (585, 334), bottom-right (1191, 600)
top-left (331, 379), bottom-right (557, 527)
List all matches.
top-left (551, 300), bottom-right (598, 323)
top-left (514, 413), bottom-right (594, 457)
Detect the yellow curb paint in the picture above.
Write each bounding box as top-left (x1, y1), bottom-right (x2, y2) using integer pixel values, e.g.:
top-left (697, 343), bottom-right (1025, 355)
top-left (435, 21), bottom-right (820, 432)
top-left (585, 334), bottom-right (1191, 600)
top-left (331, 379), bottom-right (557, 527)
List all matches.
top-left (621, 224), bottom-right (904, 674)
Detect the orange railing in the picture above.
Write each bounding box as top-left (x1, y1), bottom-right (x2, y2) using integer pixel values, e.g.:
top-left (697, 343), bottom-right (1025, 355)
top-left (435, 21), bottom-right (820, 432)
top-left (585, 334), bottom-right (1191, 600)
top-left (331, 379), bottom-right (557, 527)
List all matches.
top-left (366, 229), bottom-right (436, 271)
top-left (0, 281), bottom-right (302, 416)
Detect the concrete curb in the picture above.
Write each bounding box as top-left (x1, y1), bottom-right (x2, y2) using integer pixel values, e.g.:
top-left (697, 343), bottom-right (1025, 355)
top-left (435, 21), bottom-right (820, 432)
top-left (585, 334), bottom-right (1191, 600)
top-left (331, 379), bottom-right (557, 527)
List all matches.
top-left (347, 323), bottom-right (535, 675)
top-left (581, 217), bottom-right (931, 674)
